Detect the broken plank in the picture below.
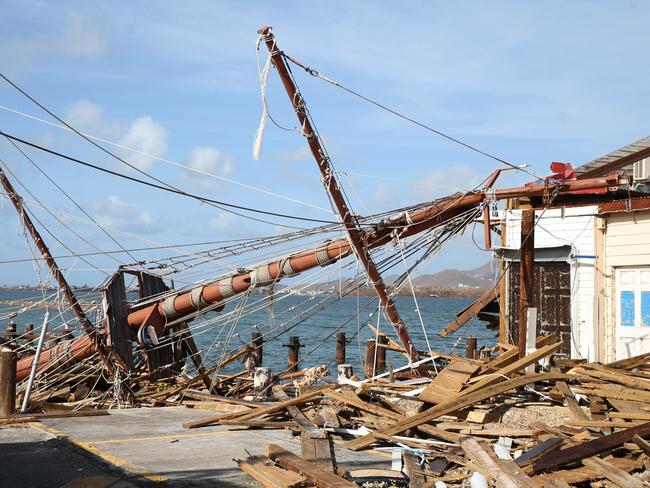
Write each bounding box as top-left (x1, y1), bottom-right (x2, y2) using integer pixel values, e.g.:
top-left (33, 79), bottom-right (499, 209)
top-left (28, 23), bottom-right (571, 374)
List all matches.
top-left (633, 434), bottom-right (650, 455)
top-left (514, 437), bottom-right (563, 467)
top-left (459, 437), bottom-right (517, 487)
top-left (184, 389), bottom-right (326, 429)
top-left (418, 358), bottom-right (479, 404)
top-left (533, 456), bottom-right (639, 485)
top-left (237, 455), bottom-right (307, 488)
top-left (267, 444), bottom-right (356, 488)
top-left (581, 456), bottom-right (644, 488)
top-left (345, 372), bottom-right (569, 451)
top-left (461, 342), bottom-right (563, 396)
top-left (532, 420), bottom-right (650, 473)
top-left (555, 381), bottom-right (588, 420)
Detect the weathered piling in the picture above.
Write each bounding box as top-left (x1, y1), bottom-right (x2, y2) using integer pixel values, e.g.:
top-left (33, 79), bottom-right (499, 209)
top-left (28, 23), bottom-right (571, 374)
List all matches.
top-left (0, 348), bottom-right (17, 416)
top-left (5, 321), bottom-right (16, 342)
top-left (335, 332), bottom-right (346, 365)
top-left (251, 329), bottom-right (264, 367)
top-left (286, 336), bottom-right (301, 373)
top-left (466, 337), bottom-right (477, 359)
top-left (24, 323), bottom-right (34, 341)
top-left (376, 335), bottom-right (388, 373)
top-left (364, 339), bottom-right (377, 378)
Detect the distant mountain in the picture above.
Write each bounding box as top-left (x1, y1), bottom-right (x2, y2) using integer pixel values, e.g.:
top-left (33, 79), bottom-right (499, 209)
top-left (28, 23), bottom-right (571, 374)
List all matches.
top-left (300, 261), bottom-right (495, 296)
top-left (410, 261), bottom-right (495, 289)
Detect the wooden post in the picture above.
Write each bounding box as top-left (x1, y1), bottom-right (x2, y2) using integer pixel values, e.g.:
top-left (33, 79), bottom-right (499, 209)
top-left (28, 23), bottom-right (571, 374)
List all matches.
top-left (24, 323), bottom-right (34, 341)
top-left (364, 339), bottom-right (377, 378)
top-left (251, 329), bottom-right (264, 367)
top-left (5, 321), bottom-right (16, 342)
top-left (519, 208), bottom-right (535, 359)
top-left (287, 336), bottom-right (301, 373)
top-left (335, 332), bottom-right (346, 365)
top-left (376, 335), bottom-right (388, 373)
top-left (0, 348), bottom-right (17, 416)
top-left (466, 337), bottom-right (477, 359)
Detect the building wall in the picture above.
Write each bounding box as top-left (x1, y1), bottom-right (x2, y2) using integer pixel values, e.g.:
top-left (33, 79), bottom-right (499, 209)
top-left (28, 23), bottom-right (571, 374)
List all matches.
top-left (602, 209), bottom-right (650, 361)
top-left (503, 206), bottom-right (598, 359)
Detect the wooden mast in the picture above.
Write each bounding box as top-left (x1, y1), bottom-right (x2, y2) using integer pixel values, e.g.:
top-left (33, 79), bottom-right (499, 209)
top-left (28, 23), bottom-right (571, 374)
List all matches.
top-left (0, 167), bottom-right (113, 374)
top-left (258, 26), bottom-right (420, 364)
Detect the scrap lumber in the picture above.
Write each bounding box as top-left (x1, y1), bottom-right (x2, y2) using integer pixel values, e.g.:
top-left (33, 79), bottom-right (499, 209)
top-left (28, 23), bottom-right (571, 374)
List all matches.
top-left (633, 433), bottom-right (650, 455)
top-left (418, 358), bottom-right (479, 404)
top-left (267, 444), bottom-right (356, 488)
top-left (608, 350), bottom-right (650, 370)
top-left (237, 455), bottom-right (307, 488)
top-left (345, 372), bottom-right (569, 451)
top-left (514, 437), bottom-right (563, 467)
top-left (581, 456), bottom-right (644, 488)
top-left (461, 342), bottom-right (563, 396)
top-left (533, 456), bottom-right (639, 485)
top-left (184, 389), bottom-right (326, 429)
top-left (438, 287), bottom-right (499, 337)
top-left (532, 420), bottom-right (650, 473)
top-left (459, 437), bottom-right (532, 487)
top-left (554, 381), bottom-right (588, 420)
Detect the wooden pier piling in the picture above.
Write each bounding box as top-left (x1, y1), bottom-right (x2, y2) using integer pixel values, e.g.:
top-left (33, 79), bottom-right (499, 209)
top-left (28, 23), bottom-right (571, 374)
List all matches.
top-left (466, 337), bottom-right (477, 359)
top-left (251, 329), bottom-right (264, 367)
top-left (335, 332), bottom-right (346, 365)
top-left (364, 339), bottom-right (377, 378)
top-left (0, 348), bottom-right (17, 416)
top-left (286, 336), bottom-right (301, 373)
top-left (376, 335), bottom-right (388, 373)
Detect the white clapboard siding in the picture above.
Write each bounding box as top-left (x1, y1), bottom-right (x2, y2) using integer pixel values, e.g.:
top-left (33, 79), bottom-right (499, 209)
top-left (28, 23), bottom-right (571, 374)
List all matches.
top-left (503, 206), bottom-right (597, 360)
top-left (603, 210), bottom-right (650, 361)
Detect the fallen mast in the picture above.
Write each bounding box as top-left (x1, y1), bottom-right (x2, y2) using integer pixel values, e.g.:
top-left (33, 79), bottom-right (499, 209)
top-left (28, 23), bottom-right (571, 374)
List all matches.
top-left (15, 173), bottom-right (619, 380)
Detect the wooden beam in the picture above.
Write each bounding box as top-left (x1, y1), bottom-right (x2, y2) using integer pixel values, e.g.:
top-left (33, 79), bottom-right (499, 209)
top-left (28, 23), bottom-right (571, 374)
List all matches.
top-left (555, 381), bottom-right (589, 420)
top-left (183, 389), bottom-right (326, 429)
top-left (345, 372), bottom-right (569, 451)
top-left (267, 444), bottom-right (357, 488)
top-left (237, 455), bottom-right (307, 488)
top-left (518, 209), bottom-right (535, 359)
top-left (438, 287), bottom-right (499, 337)
top-left (581, 456), bottom-right (644, 488)
top-left (532, 421), bottom-right (650, 473)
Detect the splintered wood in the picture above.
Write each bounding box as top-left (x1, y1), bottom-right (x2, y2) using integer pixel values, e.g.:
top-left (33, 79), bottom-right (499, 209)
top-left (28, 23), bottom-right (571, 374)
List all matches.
top-left (220, 336), bottom-right (650, 487)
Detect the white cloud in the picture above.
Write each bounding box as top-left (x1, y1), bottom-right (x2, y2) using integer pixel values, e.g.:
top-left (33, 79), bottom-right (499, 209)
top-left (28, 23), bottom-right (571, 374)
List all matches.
top-left (92, 195), bottom-right (161, 234)
top-left (1, 10), bottom-right (107, 71)
top-left (118, 117), bottom-right (167, 171)
top-left (178, 145), bottom-right (235, 191)
top-left (64, 100), bottom-right (120, 137)
top-left (57, 11), bottom-right (108, 60)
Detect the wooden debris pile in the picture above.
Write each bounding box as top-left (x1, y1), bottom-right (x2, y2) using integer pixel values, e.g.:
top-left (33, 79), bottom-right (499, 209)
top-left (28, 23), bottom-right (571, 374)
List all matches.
top-left (179, 335), bottom-right (650, 487)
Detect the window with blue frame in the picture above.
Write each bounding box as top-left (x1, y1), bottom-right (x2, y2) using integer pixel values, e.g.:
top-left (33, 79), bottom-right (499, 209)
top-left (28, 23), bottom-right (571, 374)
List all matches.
top-left (618, 269), bottom-right (650, 328)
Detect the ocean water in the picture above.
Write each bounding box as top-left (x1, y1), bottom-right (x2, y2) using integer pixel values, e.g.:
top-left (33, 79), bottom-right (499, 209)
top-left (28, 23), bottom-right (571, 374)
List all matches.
top-left (0, 290), bottom-right (497, 376)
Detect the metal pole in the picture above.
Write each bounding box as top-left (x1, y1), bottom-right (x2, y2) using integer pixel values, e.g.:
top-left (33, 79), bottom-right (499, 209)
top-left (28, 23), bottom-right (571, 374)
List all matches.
top-left (258, 26), bottom-right (420, 365)
top-left (519, 209), bottom-right (535, 359)
top-left (21, 311), bottom-right (49, 413)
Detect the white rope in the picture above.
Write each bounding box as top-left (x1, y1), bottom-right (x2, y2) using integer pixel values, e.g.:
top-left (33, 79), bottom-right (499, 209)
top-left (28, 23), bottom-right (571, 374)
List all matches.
top-left (253, 35), bottom-right (272, 161)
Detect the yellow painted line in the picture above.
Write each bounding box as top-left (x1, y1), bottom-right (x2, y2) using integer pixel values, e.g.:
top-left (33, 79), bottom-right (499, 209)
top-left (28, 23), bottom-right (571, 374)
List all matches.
top-left (88, 430), bottom-right (232, 445)
top-left (32, 422), bottom-right (167, 483)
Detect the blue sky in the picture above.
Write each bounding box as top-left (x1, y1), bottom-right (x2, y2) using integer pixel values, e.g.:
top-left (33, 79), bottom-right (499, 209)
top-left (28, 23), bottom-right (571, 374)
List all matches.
top-left (1, 1), bottom-right (649, 285)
